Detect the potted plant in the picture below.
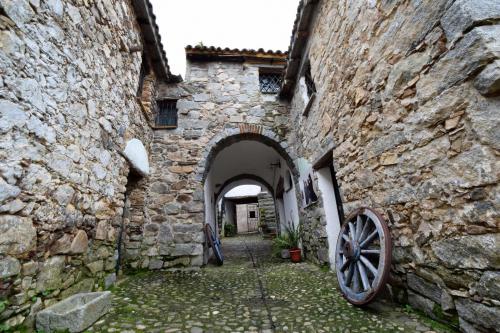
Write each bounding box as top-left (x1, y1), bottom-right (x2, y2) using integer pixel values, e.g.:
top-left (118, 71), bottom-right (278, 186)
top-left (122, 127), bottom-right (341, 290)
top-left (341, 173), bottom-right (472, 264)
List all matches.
top-left (272, 223), bottom-right (302, 262)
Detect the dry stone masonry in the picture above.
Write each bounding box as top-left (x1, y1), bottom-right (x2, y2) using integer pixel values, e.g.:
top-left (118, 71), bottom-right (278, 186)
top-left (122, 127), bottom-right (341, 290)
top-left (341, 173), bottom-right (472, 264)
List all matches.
top-left (0, 0), bottom-right (499, 332)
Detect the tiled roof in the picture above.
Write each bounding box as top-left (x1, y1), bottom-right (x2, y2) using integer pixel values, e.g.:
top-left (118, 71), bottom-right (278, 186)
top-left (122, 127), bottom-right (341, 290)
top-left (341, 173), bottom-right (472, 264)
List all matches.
top-left (185, 45), bottom-right (288, 57)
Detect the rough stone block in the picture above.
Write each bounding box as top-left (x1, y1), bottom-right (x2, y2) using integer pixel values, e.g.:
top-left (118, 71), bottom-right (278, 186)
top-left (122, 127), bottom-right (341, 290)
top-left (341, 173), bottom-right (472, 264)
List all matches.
top-left (408, 290), bottom-right (436, 318)
top-left (0, 256), bottom-right (21, 279)
top-left (407, 273), bottom-right (442, 303)
top-left (474, 60), bottom-right (500, 96)
top-left (148, 259), bottom-right (163, 270)
top-left (171, 243), bottom-right (203, 256)
top-left (36, 292), bottom-right (111, 333)
top-left (431, 234), bottom-right (500, 269)
top-left (476, 271), bottom-right (500, 300)
top-left (36, 256), bottom-right (65, 292)
top-left (0, 215), bottom-right (36, 255)
top-left (455, 298), bottom-right (500, 331)
top-left (441, 0), bottom-right (500, 43)
top-left (70, 230), bottom-right (88, 254)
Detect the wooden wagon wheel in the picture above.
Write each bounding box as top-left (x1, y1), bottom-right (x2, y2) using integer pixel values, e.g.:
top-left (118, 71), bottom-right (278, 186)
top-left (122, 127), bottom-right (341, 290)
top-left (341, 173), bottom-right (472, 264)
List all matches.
top-left (204, 223), bottom-right (224, 266)
top-left (335, 207), bottom-right (392, 305)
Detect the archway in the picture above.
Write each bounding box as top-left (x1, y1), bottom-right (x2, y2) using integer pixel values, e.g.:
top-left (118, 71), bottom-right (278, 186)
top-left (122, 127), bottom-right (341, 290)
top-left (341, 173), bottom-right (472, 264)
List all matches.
top-left (202, 131), bottom-right (301, 262)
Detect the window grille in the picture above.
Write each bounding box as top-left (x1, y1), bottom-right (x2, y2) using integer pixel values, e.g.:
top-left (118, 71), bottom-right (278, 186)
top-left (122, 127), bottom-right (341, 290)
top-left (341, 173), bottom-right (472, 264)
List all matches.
top-left (155, 99), bottom-right (178, 128)
top-left (304, 62), bottom-right (316, 98)
top-left (259, 73), bottom-right (282, 94)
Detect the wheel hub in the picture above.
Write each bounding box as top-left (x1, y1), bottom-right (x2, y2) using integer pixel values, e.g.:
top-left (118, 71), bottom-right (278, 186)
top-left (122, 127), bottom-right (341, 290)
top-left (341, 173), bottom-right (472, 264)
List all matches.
top-left (343, 241), bottom-right (360, 261)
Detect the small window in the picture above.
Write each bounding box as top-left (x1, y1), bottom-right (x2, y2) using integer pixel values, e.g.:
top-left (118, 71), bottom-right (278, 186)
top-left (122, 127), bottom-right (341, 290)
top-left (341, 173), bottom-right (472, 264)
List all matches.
top-left (259, 72), bottom-right (282, 94)
top-left (155, 99), bottom-right (178, 128)
top-left (303, 62), bottom-right (316, 98)
top-left (249, 211), bottom-right (256, 219)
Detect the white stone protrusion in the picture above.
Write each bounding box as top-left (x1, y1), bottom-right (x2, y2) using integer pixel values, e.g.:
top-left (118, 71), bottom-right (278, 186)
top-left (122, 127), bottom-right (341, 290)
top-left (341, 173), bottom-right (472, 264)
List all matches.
top-left (123, 139), bottom-right (149, 176)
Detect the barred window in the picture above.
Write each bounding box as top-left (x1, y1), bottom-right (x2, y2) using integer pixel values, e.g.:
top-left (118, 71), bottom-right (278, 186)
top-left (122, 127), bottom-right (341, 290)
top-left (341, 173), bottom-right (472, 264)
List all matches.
top-left (155, 99), bottom-right (178, 128)
top-left (304, 62), bottom-right (316, 98)
top-left (259, 72), bottom-right (282, 94)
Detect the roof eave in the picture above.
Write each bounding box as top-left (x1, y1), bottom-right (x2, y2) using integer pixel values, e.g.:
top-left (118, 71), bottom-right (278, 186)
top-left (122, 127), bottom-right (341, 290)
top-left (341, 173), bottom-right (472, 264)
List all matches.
top-left (132, 0), bottom-right (180, 82)
top-left (279, 0), bottom-right (319, 99)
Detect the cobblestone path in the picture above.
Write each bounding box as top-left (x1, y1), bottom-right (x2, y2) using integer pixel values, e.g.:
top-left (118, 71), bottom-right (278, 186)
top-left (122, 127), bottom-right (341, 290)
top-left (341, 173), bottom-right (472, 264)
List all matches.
top-left (88, 235), bottom-right (455, 333)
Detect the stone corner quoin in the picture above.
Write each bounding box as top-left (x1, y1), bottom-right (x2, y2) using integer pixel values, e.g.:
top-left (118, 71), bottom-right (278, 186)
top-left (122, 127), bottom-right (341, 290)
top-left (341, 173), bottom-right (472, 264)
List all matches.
top-left (0, 0), bottom-right (499, 332)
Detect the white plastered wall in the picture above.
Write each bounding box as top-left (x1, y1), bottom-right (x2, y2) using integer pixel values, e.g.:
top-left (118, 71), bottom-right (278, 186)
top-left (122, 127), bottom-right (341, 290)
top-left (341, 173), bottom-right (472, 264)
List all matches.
top-left (316, 167), bottom-right (341, 269)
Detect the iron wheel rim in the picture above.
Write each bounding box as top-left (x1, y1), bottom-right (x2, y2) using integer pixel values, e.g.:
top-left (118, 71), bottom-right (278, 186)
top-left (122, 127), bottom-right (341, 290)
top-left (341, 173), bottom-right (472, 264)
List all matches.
top-left (335, 207), bottom-right (392, 306)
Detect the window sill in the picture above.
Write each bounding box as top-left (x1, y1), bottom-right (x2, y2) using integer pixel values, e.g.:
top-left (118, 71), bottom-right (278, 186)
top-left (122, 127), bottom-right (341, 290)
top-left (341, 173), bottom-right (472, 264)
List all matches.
top-left (302, 93), bottom-right (316, 117)
top-left (153, 125), bottom-right (177, 130)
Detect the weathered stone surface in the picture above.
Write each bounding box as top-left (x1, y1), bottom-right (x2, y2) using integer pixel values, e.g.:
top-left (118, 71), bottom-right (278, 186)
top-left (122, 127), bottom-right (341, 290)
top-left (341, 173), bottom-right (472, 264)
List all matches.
top-left (0, 256), bottom-right (21, 279)
top-left (408, 291), bottom-right (436, 318)
top-left (441, 0), bottom-right (500, 43)
top-left (476, 271), bottom-right (500, 300)
top-left (474, 60), bottom-right (500, 96)
top-left (52, 184), bottom-right (75, 206)
top-left (455, 298), bottom-right (500, 331)
top-left (36, 256), bottom-right (65, 292)
top-left (407, 273), bottom-right (442, 303)
top-left (0, 100), bottom-right (27, 133)
top-left (70, 230), bottom-right (88, 254)
top-left (86, 260), bottom-right (104, 275)
top-left (0, 215), bottom-right (36, 255)
top-left (36, 292), bottom-right (111, 333)
top-left (49, 234), bottom-right (72, 255)
top-left (60, 278), bottom-right (94, 299)
top-left (431, 234), bottom-right (500, 269)
top-left (171, 244), bottom-right (203, 257)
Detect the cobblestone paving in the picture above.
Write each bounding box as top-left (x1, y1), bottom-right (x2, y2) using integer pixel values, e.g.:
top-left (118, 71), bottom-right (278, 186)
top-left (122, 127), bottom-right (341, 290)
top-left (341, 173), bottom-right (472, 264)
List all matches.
top-left (88, 235), bottom-right (455, 333)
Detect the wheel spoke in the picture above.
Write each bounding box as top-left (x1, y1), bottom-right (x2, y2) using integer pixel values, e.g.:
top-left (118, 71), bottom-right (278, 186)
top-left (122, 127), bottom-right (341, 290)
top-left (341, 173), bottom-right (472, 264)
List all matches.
top-left (355, 215), bottom-right (363, 240)
top-left (352, 264), bottom-right (361, 292)
top-left (360, 255), bottom-right (378, 276)
top-left (348, 222), bottom-right (356, 240)
top-left (358, 217), bottom-right (371, 242)
top-left (342, 233), bottom-right (350, 242)
top-left (361, 249), bottom-right (380, 255)
top-left (357, 261), bottom-right (371, 291)
top-left (345, 262), bottom-right (355, 286)
top-left (340, 257), bottom-right (351, 272)
top-left (360, 230), bottom-right (378, 248)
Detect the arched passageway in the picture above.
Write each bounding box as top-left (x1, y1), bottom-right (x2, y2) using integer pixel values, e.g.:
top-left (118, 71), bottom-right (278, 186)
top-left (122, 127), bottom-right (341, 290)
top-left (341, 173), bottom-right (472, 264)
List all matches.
top-left (202, 133), bottom-right (301, 261)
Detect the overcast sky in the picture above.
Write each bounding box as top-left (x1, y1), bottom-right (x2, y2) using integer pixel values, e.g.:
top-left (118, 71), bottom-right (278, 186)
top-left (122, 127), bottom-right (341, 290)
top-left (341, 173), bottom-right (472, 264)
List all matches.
top-left (149, 0), bottom-right (300, 77)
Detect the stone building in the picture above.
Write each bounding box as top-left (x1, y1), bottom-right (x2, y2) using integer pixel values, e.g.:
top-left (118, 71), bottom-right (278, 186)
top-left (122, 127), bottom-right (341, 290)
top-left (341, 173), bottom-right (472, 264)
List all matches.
top-left (0, 0), bottom-right (499, 331)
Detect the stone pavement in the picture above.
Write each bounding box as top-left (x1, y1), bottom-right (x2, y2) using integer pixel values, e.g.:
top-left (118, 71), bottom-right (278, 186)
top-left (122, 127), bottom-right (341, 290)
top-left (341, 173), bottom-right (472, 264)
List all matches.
top-left (88, 235), bottom-right (456, 333)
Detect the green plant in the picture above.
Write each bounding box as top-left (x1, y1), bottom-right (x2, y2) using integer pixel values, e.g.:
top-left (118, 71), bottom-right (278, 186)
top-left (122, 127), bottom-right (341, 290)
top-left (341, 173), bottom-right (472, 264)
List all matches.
top-left (224, 224), bottom-right (236, 237)
top-left (0, 300), bottom-right (8, 313)
top-left (272, 223), bottom-right (301, 254)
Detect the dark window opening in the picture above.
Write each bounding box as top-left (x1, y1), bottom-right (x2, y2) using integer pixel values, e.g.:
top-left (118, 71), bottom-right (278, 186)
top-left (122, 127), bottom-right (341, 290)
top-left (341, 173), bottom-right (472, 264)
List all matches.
top-left (137, 54), bottom-right (150, 97)
top-left (304, 62), bottom-right (316, 98)
top-left (155, 99), bottom-right (178, 128)
top-left (259, 72), bottom-right (282, 94)
top-left (249, 211), bottom-right (256, 219)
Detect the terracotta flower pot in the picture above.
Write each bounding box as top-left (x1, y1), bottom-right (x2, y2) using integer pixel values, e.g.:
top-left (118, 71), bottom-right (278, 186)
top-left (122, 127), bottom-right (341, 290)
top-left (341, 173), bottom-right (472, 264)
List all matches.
top-left (289, 248), bottom-right (301, 262)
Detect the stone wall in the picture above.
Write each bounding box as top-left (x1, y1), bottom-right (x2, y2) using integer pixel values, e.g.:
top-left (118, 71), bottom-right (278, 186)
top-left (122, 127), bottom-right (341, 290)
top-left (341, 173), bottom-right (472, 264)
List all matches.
top-left (0, 0), bottom-right (157, 328)
top-left (126, 60), bottom-right (291, 270)
top-left (257, 191), bottom-right (277, 235)
top-left (287, 0), bottom-right (500, 331)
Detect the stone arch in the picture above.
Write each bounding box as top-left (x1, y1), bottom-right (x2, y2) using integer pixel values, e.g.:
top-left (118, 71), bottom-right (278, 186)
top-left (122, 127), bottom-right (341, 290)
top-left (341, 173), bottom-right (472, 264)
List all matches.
top-left (215, 174), bottom-right (275, 203)
top-left (197, 124), bottom-right (298, 182)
